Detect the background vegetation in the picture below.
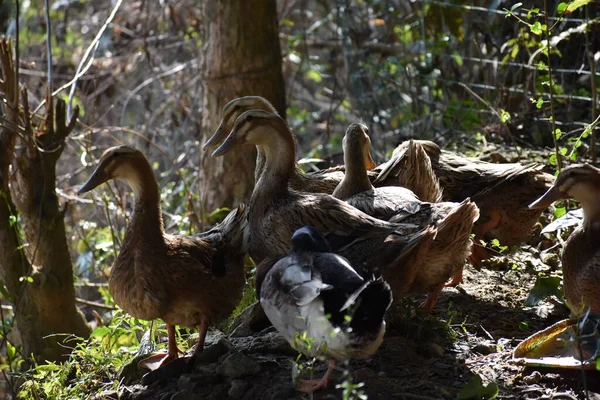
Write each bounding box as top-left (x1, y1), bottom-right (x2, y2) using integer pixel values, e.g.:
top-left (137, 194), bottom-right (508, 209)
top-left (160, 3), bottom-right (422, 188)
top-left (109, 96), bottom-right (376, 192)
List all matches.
top-left (0, 0), bottom-right (598, 398)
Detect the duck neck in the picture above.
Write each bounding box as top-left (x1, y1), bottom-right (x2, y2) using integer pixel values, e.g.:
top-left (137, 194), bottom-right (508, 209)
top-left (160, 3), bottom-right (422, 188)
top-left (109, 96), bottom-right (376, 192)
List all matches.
top-left (253, 126), bottom-right (296, 199)
top-left (124, 159), bottom-right (165, 244)
top-left (336, 146), bottom-right (373, 198)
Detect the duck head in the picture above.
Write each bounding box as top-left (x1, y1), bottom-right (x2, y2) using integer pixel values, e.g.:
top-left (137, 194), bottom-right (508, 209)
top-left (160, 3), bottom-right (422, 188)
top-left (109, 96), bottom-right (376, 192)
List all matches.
top-left (291, 226), bottom-right (331, 254)
top-left (343, 123), bottom-right (377, 171)
top-left (529, 163), bottom-right (600, 217)
top-left (78, 145), bottom-right (148, 195)
top-left (210, 110), bottom-right (290, 157)
top-left (203, 96), bottom-right (278, 150)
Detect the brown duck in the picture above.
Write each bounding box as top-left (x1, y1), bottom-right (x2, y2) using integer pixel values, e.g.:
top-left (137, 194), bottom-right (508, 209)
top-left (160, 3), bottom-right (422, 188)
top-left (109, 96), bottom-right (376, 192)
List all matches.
top-left (530, 163), bottom-right (600, 315)
top-left (333, 123), bottom-right (479, 307)
top-left (210, 110), bottom-right (436, 299)
top-left (78, 146), bottom-right (248, 369)
top-left (390, 140), bottom-right (555, 264)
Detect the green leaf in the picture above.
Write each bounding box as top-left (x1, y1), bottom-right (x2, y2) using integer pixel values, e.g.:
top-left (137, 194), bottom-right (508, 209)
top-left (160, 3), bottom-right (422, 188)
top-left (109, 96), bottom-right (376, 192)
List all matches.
top-left (91, 326), bottom-right (111, 338)
top-left (536, 97), bottom-right (544, 109)
top-left (459, 374), bottom-right (499, 399)
top-left (6, 342), bottom-right (15, 361)
top-left (305, 69), bottom-right (322, 83)
top-left (557, 2), bottom-right (568, 13)
top-left (499, 109), bottom-right (511, 123)
top-left (519, 321), bottom-right (529, 331)
top-left (564, 0), bottom-right (593, 14)
top-left (554, 205), bottom-right (566, 218)
top-left (510, 3), bottom-right (523, 12)
top-left (530, 21), bottom-right (546, 35)
top-left (554, 128), bottom-right (562, 140)
top-left (524, 276), bottom-right (562, 307)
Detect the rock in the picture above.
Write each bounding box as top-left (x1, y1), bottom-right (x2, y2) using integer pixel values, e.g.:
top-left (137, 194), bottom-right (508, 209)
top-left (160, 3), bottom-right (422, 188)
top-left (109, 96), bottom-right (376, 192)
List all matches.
top-left (141, 357), bottom-right (194, 385)
top-left (170, 390), bottom-right (203, 400)
top-left (193, 338), bottom-right (232, 366)
top-left (472, 341), bottom-right (497, 355)
top-left (241, 331), bottom-right (296, 355)
top-left (216, 352), bottom-right (261, 379)
top-left (541, 252), bottom-right (560, 268)
top-left (426, 342), bottom-right (445, 358)
top-left (178, 369), bottom-right (221, 391)
top-left (261, 383), bottom-right (294, 400)
top-left (523, 370), bottom-right (542, 384)
top-left (228, 380), bottom-right (250, 398)
top-left (229, 302), bottom-right (271, 337)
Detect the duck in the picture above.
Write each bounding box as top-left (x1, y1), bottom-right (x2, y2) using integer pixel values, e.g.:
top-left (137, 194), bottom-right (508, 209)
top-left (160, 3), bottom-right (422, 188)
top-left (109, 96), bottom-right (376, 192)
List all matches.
top-left (333, 123), bottom-right (479, 307)
top-left (372, 138), bottom-right (442, 202)
top-left (529, 163), bottom-right (600, 315)
top-left (210, 109), bottom-right (436, 297)
top-left (390, 139), bottom-right (555, 264)
top-left (202, 95), bottom-right (381, 194)
top-left (77, 145), bottom-right (248, 370)
top-left (259, 226), bottom-right (392, 392)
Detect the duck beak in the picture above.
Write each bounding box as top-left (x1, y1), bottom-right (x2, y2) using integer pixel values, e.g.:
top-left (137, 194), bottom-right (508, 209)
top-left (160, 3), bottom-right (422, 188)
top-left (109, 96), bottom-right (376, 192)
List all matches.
top-left (211, 134), bottom-right (239, 157)
top-left (528, 185), bottom-right (564, 209)
top-left (78, 167), bottom-right (108, 195)
top-left (203, 122), bottom-right (228, 150)
top-left (365, 151), bottom-right (377, 170)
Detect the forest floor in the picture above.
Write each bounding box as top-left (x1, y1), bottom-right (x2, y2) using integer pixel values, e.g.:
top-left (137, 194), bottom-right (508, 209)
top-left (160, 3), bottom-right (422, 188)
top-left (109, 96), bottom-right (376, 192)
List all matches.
top-left (94, 239), bottom-right (600, 400)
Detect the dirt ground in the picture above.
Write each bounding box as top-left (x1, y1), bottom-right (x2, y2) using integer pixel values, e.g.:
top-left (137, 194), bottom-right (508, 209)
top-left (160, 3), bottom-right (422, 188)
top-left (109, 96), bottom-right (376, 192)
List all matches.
top-left (99, 236), bottom-right (600, 400)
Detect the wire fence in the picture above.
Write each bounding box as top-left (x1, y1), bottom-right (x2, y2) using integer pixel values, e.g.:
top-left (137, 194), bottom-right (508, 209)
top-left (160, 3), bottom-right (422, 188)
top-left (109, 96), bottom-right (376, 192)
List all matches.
top-left (292, 0), bottom-right (600, 160)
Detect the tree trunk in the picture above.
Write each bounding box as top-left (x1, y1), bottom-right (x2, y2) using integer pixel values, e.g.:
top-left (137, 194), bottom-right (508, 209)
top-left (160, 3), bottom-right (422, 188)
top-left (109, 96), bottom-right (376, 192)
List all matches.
top-left (199, 0), bottom-right (286, 212)
top-left (0, 39), bottom-right (89, 364)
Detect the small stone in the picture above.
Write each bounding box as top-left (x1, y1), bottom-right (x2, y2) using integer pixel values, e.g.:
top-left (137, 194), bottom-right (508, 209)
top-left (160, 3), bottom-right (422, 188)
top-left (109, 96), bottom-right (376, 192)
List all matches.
top-left (229, 302), bottom-right (271, 337)
top-left (472, 342), bottom-right (497, 355)
top-left (541, 252), bottom-right (561, 268)
top-left (523, 370), bottom-right (542, 384)
top-left (427, 342), bottom-right (445, 358)
top-left (193, 338), bottom-right (232, 365)
top-left (228, 380), bottom-right (250, 398)
top-left (216, 352), bottom-right (261, 379)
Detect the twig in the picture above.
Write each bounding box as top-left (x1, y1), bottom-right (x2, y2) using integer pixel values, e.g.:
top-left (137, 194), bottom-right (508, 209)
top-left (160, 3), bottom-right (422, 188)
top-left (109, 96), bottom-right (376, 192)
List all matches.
top-left (75, 297), bottom-right (116, 310)
top-left (44, 0), bottom-right (52, 89)
top-left (32, 0), bottom-right (124, 117)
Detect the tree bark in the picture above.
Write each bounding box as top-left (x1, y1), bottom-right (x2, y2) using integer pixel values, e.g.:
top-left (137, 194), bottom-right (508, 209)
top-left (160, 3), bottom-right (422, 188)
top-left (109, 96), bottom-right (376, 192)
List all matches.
top-left (0, 39), bottom-right (89, 364)
top-left (199, 0), bottom-right (286, 212)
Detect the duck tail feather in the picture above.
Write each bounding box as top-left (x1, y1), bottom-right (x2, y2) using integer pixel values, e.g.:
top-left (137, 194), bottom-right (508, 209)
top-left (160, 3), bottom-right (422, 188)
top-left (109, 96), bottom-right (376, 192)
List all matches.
top-left (345, 277), bottom-right (392, 335)
top-left (218, 203), bottom-right (249, 252)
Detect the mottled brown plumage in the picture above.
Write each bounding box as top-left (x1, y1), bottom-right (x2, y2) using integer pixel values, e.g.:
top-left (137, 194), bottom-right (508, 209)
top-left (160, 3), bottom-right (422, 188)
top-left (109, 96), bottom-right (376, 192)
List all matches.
top-left (210, 110), bottom-right (431, 299)
top-left (391, 140), bottom-right (555, 263)
top-left (78, 146), bottom-right (247, 369)
top-left (373, 139), bottom-right (442, 202)
top-left (530, 163), bottom-right (600, 315)
top-left (333, 123), bottom-right (479, 307)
